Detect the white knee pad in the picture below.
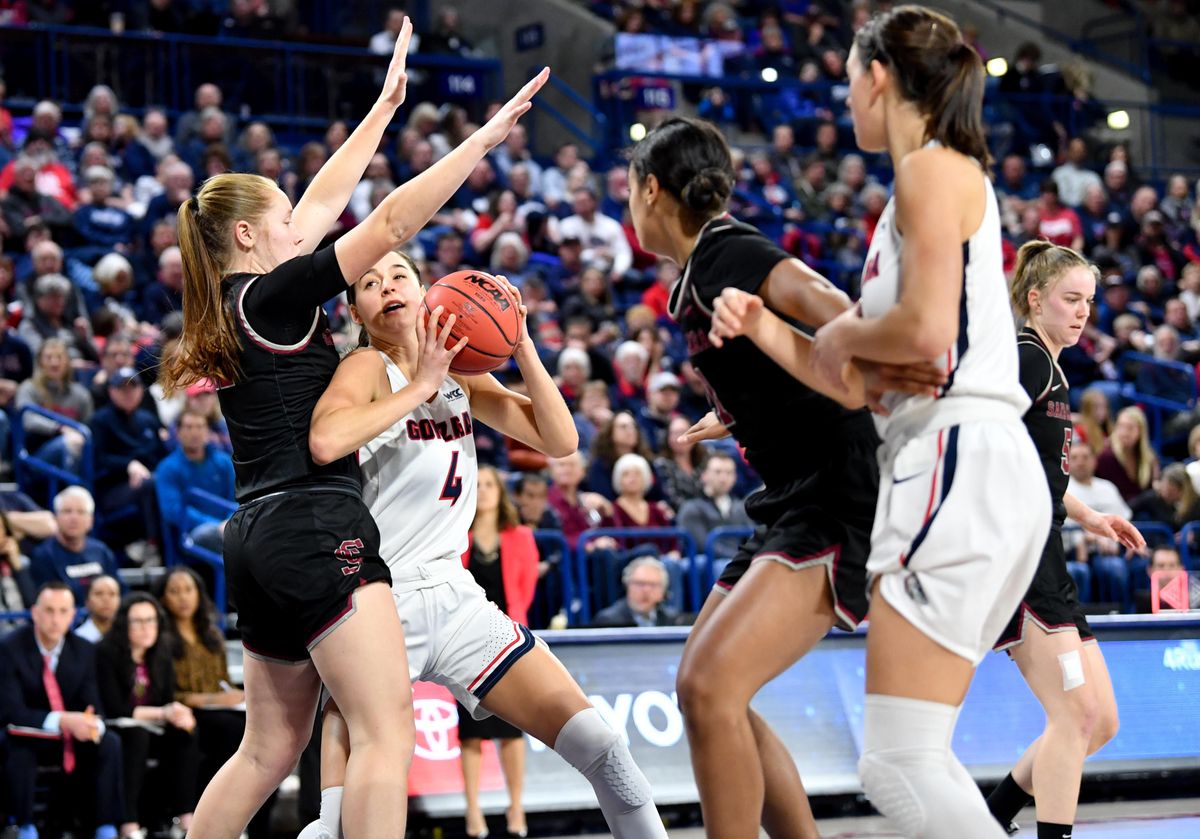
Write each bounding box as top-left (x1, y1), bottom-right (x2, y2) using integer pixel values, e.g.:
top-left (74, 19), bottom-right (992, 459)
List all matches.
top-left (554, 708), bottom-right (666, 839)
top-left (858, 695), bottom-right (1005, 839)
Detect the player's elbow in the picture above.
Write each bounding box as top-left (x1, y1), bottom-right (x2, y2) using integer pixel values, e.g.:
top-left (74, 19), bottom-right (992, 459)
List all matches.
top-left (546, 430), bottom-right (579, 459)
top-left (308, 427), bottom-right (340, 466)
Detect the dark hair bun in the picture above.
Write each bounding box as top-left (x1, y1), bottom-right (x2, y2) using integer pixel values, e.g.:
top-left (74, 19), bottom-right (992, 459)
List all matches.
top-left (681, 166), bottom-right (732, 215)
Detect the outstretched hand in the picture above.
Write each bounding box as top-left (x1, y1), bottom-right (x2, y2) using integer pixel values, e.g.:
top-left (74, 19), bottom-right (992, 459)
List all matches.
top-left (476, 67), bottom-right (550, 151)
top-left (378, 17), bottom-right (414, 108)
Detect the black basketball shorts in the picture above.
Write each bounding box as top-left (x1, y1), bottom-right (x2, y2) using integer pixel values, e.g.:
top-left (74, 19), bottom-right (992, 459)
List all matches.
top-left (994, 527), bottom-right (1094, 652)
top-left (715, 432), bottom-right (878, 631)
top-left (224, 487), bottom-right (392, 663)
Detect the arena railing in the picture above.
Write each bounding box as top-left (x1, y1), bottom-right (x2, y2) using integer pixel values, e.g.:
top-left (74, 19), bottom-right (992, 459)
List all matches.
top-left (574, 527), bottom-right (699, 625)
top-left (12, 405), bottom-right (94, 504)
top-left (0, 23), bottom-right (503, 133)
top-left (702, 525), bottom-right (755, 592)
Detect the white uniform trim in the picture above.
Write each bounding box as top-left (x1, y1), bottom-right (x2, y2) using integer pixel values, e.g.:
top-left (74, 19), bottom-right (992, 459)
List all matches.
top-left (236, 275), bottom-right (321, 354)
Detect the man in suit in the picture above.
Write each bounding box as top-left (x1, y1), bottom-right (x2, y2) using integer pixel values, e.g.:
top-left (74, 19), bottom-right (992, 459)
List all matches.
top-left (591, 557), bottom-right (680, 628)
top-left (0, 581), bottom-right (123, 839)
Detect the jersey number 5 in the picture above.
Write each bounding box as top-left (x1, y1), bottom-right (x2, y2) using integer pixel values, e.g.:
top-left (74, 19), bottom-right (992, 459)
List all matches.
top-left (440, 451), bottom-right (463, 506)
top-left (1060, 428), bottom-right (1073, 475)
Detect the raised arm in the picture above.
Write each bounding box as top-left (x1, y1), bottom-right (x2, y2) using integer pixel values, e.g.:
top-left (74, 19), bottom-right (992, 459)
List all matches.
top-left (292, 18), bottom-right (414, 250)
top-left (309, 312), bottom-right (465, 464)
top-left (332, 68), bottom-right (549, 284)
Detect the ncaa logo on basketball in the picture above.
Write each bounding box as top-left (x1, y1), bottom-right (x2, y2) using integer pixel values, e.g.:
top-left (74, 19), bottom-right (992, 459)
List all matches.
top-left (334, 538), bottom-right (364, 576)
top-left (413, 697), bottom-right (461, 760)
top-left (466, 274), bottom-right (511, 311)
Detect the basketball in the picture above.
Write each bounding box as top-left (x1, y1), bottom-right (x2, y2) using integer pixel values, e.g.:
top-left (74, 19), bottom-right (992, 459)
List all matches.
top-left (422, 270), bottom-right (521, 375)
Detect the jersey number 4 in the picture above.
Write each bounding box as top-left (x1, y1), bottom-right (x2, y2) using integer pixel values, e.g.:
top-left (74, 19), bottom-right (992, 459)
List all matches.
top-left (1060, 428), bottom-right (1073, 476)
top-left (440, 451), bottom-right (463, 506)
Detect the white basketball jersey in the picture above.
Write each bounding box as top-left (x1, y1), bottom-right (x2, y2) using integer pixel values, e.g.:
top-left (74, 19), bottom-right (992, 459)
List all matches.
top-left (359, 353), bottom-right (478, 572)
top-left (858, 169), bottom-right (1028, 440)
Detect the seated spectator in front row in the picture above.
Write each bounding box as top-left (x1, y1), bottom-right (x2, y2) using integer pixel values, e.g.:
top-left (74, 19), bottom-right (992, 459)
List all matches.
top-left (75, 574), bottom-right (120, 643)
top-left (1130, 463), bottom-right (1200, 531)
top-left (91, 367), bottom-right (168, 557)
top-left (1135, 546), bottom-right (1200, 613)
top-left (31, 487), bottom-right (120, 604)
top-left (16, 337), bottom-right (94, 463)
top-left (1095, 406), bottom-right (1159, 502)
top-left (1065, 441), bottom-right (1133, 604)
top-left (96, 593), bottom-right (199, 838)
top-left (678, 452), bottom-right (754, 562)
top-left (0, 581), bottom-right (124, 839)
top-left (590, 556), bottom-right (680, 628)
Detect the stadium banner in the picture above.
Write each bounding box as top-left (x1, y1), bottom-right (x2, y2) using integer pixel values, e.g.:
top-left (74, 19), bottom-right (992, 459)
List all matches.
top-left (405, 617), bottom-right (1200, 817)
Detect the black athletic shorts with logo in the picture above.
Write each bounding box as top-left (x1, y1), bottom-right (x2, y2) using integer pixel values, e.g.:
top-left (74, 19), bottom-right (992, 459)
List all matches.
top-left (715, 431), bottom-right (878, 630)
top-left (224, 486), bottom-right (392, 663)
top-left (994, 526), bottom-right (1094, 652)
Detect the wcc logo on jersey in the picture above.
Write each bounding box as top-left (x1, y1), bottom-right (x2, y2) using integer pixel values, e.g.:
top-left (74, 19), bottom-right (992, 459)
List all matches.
top-left (334, 538), bottom-right (365, 576)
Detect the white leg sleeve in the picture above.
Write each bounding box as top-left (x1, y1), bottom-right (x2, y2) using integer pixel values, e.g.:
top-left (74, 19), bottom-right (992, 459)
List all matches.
top-left (553, 708), bottom-right (667, 839)
top-left (296, 786), bottom-right (343, 839)
top-left (858, 695), bottom-right (1006, 839)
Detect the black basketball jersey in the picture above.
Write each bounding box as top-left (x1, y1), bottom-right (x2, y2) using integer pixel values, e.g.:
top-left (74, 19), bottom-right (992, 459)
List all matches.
top-left (668, 216), bottom-right (876, 485)
top-left (217, 246), bottom-right (360, 502)
top-left (1018, 326), bottom-right (1072, 526)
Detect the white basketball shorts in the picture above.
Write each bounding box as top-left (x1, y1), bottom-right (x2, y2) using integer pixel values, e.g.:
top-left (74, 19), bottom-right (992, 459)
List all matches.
top-left (393, 557), bottom-right (540, 720)
top-left (868, 420), bottom-right (1051, 664)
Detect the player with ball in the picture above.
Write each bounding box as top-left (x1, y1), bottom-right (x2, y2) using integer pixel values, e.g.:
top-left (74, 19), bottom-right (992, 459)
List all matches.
top-left (301, 253), bottom-right (668, 839)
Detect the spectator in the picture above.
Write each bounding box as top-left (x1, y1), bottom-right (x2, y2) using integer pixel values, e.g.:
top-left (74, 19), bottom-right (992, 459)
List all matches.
top-left (175, 83), bottom-right (233, 148)
top-left (1130, 463), bottom-right (1200, 530)
top-left (590, 555), bottom-right (679, 627)
top-left (73, 167), bottom-right (134, 251)
top-left (16, 337), bottom-right (93, 462)
top-left (75, 574), bottom-right (120, 643)
top-left (1179, 261), bottom-right (1200, 323)
top-left (423, 5), bottom-right (475, 56)
top-left (347, 153), bottom-right (394, 223)
top-left (1076, 184), bottom-right (1112, 251)
top-left (653, 414), bottom-right (706, 512)
top-left (457, 465), bottom-right (537, 839)
top-left (369, 6), bottom-right (420, 57)
top-left (0, 298), bottom-right (33, 439)
top-left (1103, 159), bottom-right (1132, 208)
top-left (427, 230), bottom-right (468, 281)
top-left (90, 367), bottom-right (167, 553)
top-left (1063, 440), bottom-right (1132, 604)
top-left (641, 259), bottom-right (679, 320)
top-left (600, 453), bottom-right (674, 550)
top-left (1160, 173), bottom-right (1194, 235)
top-left (559, 188), bottom-right (632, 284)
top-left (122, 109), bottom-right (174, 182)
top-left (17, 267), bottom-right (96, 362)
top-left (154, 408), bottom-right (235, 544)
top-left (0, 130), bottom-right (77, 209)
top-left (555, 345), bottom-right (590, 410)
top-left (92, 254), bottom-right (138, 327)
top-left (491, 123), bottom-right (543, 196)
top-left (0, 581), bottom-right (123, 839)
top-left (1095, 406), bottom-right (1159, 501)
top-left (159, 566), bottom-right (275, 835)
top-left (1037, 179), bottom-right (1084, 250)
top-left (1052, 138), bottom-right (1102, 208)
top-left (1135, 546), bottom-right (1200, 612)
top-left (561, 265), bottom-right (617, 331)
top-left (232, 122), bottom-right (276, 174)
top-left (489, 231), bottom-right (532, 286)
top-left (541, 142), bottom-right (579, 211)
top-left (586, 410), bottom-right (656, 500)
top-left (0, 508), bottom-right (35, 627)
top-left (139, 245), bottom-right (184, 324)
top-left (572, 379), bottom-right (613, 452)
top-left (547, 452), bottom-right (610, 551)
top-left (0, 154), bottom-right (72, 242)
top-left (141, 160), bottom-right (193, 242)
top-left (1074, 387), bottom-right (1114, 454)
top-left (30, 487), bottom-right (119, 604)
top-left (88, 334), bottom-right (136, 410)
top-left (677, 451), bottom-right (753, 561)
top-left (96, 593), bottom-right (199, 838)
top-left (637, 370), bottom-right (681, 450)
top-left (996, 153), bottom-right (1038, 207)
top-left (609, 339), bottom-right (649, 413)
top-left (514, 472), bottom-right (561, 532)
